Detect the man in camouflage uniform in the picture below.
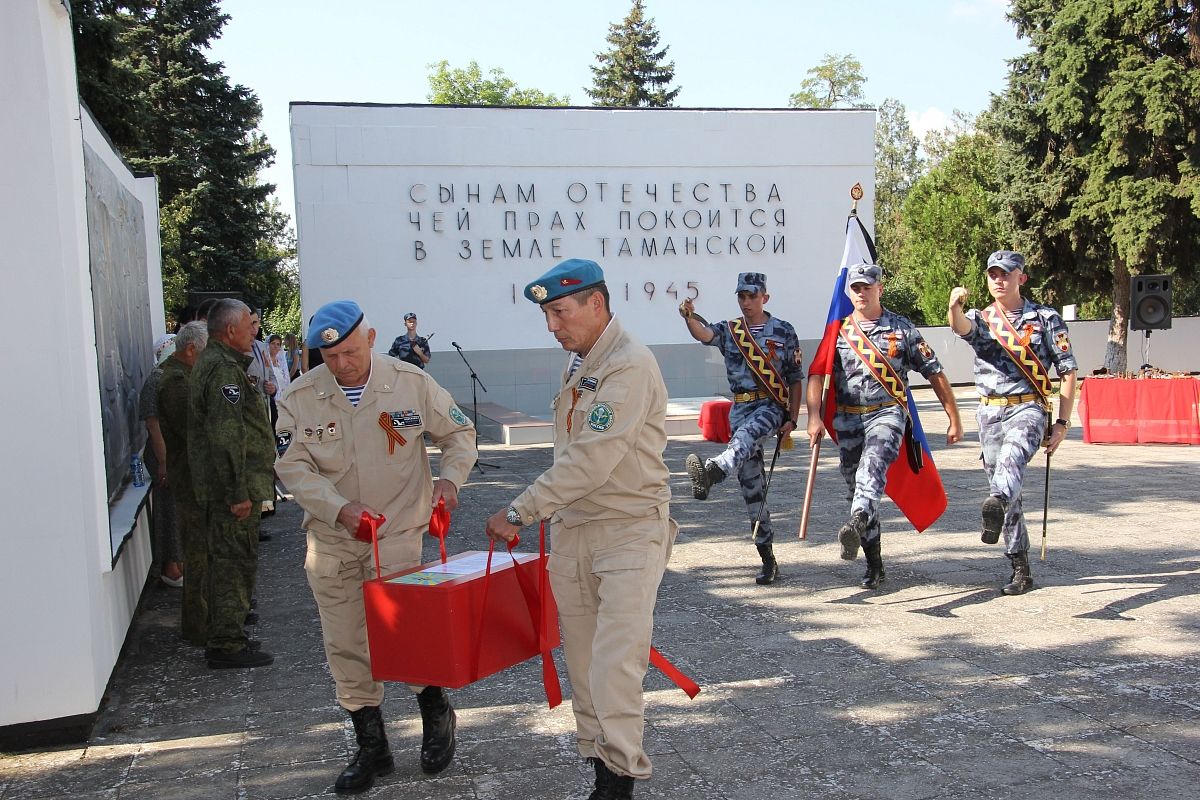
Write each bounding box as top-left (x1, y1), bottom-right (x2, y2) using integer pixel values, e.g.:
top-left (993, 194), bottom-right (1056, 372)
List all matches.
top-left (188, 299), bottom-right (276, 668)
top-left (276, 300), bottom-right (477, 793)
top-left (157, 321), bottom-right (208, 645)
top-left (680, 272), bottom-right (803, 585)
top-left (807, 264), bottom-right (962, 589)
top-left (948, 250), bottom-right (1078, 595)
top-left (486, 259), bottom-right (674, 800)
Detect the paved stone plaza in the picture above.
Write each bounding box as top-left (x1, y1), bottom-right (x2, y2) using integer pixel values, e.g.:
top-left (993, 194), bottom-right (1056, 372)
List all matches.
top-left (3, 389), bottom-right (1199, 799)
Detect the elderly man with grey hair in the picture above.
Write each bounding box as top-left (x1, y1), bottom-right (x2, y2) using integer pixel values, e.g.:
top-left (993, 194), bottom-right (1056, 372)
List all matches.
top-left (189, 300), bottom-right (277, 668)
top-left (157, 321), bottom-right (209, 643)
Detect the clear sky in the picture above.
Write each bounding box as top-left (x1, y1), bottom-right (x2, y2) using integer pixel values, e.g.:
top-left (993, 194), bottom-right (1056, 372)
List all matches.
top-left (208, 0), bottom-right (1026, 225)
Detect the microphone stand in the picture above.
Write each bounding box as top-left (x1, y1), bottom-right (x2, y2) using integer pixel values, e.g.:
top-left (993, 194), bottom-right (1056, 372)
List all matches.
top-left (452, 341), bottom-right (500, 472)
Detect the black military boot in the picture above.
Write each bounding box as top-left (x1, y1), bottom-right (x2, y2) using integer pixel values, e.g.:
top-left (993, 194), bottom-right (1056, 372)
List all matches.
top-left (335, 705), bottom-right (393, 794)
top-left (837, 510), bottom-right (869, 561)
top-left (755, 543), bottom-right (779, 585)
top-left (981, 495), bottom-right (1007, 544)
top-left (860, 538), bottom-right (886, 590)
top-left (416, 686), bottom-right (457, 774)
top-left (685, 454), bottom-right (725, 500)
top-left (589, 757), bottom-right (635, 800)
top-left (1001, 551), bottom-right (1034, 595)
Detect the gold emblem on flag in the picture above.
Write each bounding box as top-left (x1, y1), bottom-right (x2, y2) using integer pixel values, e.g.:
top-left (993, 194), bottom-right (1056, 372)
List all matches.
top-left (321, 327), bottom-right (338, 343)
top-left (530, 284), bottom-right (548, 301)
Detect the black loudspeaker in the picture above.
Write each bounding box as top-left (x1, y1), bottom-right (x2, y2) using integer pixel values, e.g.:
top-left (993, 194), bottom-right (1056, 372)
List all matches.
top-left (1130, 274), bottom-right (1172, 331)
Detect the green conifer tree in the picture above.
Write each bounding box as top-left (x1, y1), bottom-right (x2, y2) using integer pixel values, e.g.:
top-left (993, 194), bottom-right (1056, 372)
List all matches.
top-left (586, 0), bottom-right (681, 107)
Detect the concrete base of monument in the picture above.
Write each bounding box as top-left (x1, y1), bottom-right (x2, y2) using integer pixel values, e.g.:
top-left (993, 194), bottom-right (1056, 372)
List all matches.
top-left (473, 397), bottom-right (727, 446)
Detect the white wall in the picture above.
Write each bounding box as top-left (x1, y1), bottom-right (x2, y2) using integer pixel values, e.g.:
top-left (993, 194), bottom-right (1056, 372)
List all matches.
top-left (0, 0), bottom-right (155, 729)
top-left (291, 104), bottom-right (875, 353)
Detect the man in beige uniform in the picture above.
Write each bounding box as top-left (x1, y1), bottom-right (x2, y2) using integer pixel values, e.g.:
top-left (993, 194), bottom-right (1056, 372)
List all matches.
top-left (276, 300), bottom-right (477, 795)
top-left (485, 259), bottom-right (674, 800)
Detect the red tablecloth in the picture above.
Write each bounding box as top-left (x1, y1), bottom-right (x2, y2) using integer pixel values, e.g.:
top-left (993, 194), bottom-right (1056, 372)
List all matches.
top-left (698, 399), bottom-right (733, 443)
top-left (1078, 377), bottom-right (1200, 444)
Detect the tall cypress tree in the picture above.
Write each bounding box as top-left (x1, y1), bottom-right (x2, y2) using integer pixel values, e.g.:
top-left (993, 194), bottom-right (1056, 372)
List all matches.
top-left (990, 0), bottom-right (1200, 371)
top-left (70, 0), bottom-right (288, 315)
top-left (586, 0), bottom-right (681, 107)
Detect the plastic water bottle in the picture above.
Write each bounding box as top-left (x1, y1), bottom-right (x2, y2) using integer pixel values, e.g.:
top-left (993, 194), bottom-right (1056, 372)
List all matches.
top-left (131, 453), bottom-right (147, 488)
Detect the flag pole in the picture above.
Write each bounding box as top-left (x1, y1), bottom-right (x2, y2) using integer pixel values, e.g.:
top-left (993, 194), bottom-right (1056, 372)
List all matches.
top-left (797, 375), bottom-right (828, 541)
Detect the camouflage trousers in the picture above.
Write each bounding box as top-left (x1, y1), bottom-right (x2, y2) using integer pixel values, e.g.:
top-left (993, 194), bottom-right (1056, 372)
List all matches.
top-left (712, 399), bottom-right (786, 545)
top-left (176, 497), bottom-right (208, 647)
top-left (204, 504), bottom-right (261, 652)
top-left (977, 402), bottom-right (1047, 555)
top-left (833, 406), bottom-right (906, 543)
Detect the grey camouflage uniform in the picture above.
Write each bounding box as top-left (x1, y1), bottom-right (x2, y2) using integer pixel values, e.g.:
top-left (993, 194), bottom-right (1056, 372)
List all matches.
top-left (704, 313), bottom-right (803, 544)
top-left (960, 301), bottom-right (1078, 553)
top-left (832, 310), bottom-right (943, 543)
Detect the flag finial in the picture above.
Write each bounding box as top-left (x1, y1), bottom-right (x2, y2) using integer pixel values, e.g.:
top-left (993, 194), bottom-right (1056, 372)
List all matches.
top-left (850, 183), bottom-right (864, 215)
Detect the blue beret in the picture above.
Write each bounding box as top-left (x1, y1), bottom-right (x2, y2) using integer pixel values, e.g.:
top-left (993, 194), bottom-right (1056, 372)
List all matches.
top-left (306, 300), bottom-right (365, 349)
top-left (736, 272), bottom-right (767, 294)
top-left (524, 258), bottom-right (605, 305)
top-left (847, 263), bottom-right (882, 286)
top-left (987, 250), bottom-right (1026, 273)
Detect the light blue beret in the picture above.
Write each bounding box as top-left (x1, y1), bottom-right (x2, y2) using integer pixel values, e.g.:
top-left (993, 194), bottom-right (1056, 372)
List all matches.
top-left (306, 300), bottom-right (365, 349)
top-left (524, 259), bottom-right (606, 305)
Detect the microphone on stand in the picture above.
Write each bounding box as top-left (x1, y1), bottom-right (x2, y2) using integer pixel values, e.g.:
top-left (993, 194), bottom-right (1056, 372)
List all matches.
top-left (452, 341), bottom-right (462, 350)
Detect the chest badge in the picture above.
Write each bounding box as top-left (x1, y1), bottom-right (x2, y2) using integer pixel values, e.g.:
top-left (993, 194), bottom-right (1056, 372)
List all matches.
top-left (588, 402), bottom-right (615, 432)
top-left (220, 384), bottom-right (241, 404)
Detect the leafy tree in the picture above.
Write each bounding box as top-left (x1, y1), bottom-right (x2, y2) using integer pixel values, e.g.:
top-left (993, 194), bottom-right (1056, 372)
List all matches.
top-left (426, 60), bottom-right (569, 106)
top-left (586, 0), bottom-right (681, 107)
top-left (873, 98), bottom-right (925, 309)
top-left (990, 0), bottom-right (1200, 372)
top-left (899, 130), bottom-right (1014, 323)
top-left (70, 0), bottom-right (290, 315)
top-left (788, 53), bottom-right (869, 109)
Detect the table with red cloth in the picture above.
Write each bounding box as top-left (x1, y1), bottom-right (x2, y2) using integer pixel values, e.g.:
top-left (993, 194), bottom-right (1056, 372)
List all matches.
top-left (1078, 377), bottom-right (1200, 444)
top-left (698, 399), bottom-right (733, 443)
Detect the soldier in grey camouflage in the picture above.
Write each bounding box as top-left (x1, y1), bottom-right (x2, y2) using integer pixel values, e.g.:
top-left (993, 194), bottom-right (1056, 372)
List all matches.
top-left (949, 250), bottom-right (1078, 596)
top-left (680, 272), bottom-right (804, 585)
top-left (808, 264), bottom-right (962, 589)
top-left (188, 299), bottom-right (277, 668)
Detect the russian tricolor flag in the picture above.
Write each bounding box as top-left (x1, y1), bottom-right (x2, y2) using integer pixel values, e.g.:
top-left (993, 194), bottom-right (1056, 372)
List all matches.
top-left (808, 214), bottom-right (948, 533)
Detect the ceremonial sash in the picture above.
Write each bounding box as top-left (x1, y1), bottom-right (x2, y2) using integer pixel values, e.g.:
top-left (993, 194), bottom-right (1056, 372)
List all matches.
top-left (727, 318), bottom-right (788, 408)
top-left (837, 316), bottom-right (908, 409)
top-left (981, 303), bottom-right (1053, 401)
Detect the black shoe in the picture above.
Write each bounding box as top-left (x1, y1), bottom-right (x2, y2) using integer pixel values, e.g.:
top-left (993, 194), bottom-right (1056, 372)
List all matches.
top-left (1001, 552), bottom-right (1034, 596)
top-left (335, 705), bottom-right (394, 794)
top-left (981, 495), bottom-right (1007, 544)
top-left (838, 511), bottom-right (869, 561)
top-left (589, 758), bottom-right (635, 800)
top-left (685, 453), bottom-right (723, 500)
top-left (860, 538), bottom-right (886, 590)
top-left (417, 686), bottom-right (457, 774)
top-left (755, 543), bottom-right (779, 585)
top-left (244, 611), bottom-right (259, 626)
top-left (206, 646), bottom-right (274, 669)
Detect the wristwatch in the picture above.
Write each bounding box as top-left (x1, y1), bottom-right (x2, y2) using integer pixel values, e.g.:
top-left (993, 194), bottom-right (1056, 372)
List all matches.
top-left (505, 506), bottom-right (525, 527)
top-left (1054, 418), bottom-right (1070, 429)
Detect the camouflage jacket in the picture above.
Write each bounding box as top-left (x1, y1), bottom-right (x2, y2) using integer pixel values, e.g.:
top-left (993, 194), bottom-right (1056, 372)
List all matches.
top-left (188, 338), bottom-right (276, 508)
top-left (833, 309), bottom-right (944, 406)
top-left (960, 300), bottom-right (1078, 396)
top-left (156, 357), bottom-right (197, 507)
top-left (704, 313), bottom-right (805, 396)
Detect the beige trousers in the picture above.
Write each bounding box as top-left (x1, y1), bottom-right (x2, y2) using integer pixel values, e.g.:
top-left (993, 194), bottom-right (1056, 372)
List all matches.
top-left (546, 510), bottom-right (676, 780)
top-left (304, 525), bottom-right (426, 711)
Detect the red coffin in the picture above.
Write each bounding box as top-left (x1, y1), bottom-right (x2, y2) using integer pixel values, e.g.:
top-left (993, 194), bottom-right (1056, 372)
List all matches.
top-left (363, 549), bottom-right (559, 689)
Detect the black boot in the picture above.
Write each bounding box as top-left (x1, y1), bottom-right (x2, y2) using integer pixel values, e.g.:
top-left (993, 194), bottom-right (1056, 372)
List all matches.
top-left (755, 543), bottom-right (779, 585)
top-left (981, 495), bottom-right (1007, 544)
top-left (417, 685), bottom-right (457, 774)
top-left (837, 510), bottom-right (869, 561)
top-left (589, 757), bottom-right (635, 800)
top-left (685, 454), bottom-right (725, 500)
top-left (860, 538), bottom-right (885, 589)
top-left (1001, 551), bottom-right (1034, 595)
top-left (335, 706), bottom-right (394, 794)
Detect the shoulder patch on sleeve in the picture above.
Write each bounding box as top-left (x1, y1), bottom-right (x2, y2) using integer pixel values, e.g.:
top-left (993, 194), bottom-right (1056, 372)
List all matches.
top-left (449, 404), bottom-right (469, 426)
top-left (221, 384), bottom-right (241, 404)
top-left (588, 402), bottom-right (615, 432)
